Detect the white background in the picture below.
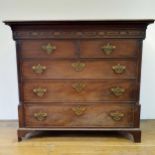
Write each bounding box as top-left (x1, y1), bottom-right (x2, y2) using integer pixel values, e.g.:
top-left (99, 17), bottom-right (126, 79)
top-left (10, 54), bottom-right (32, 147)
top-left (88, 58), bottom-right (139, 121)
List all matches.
top-left (0, 0), bottom-right (155, 119)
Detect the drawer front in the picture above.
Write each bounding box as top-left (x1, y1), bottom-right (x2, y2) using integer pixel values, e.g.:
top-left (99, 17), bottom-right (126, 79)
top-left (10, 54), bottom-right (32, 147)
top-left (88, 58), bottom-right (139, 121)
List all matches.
top-left (24, 104), bottom-right (134, 127)
top-left (22, 60), bottom-right (137, 79)
top-left (20, 40), bottom-right (77, 58)
top-left (23, 80), bottom-right (137, 102)
top-left (80, 39), bottom-right (139, 58)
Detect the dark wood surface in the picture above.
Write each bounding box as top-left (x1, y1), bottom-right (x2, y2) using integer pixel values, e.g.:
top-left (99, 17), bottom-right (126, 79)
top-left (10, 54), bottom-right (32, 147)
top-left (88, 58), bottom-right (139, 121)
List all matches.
top-left (21, 40), bottom-right (77, 58)
top-left (21, 60), bottom-right (137, 79)
top-left (24, 103), bottom-right (134, 128)
top-left (22, 80), bottom-right (137, 102)
top-left (80, 39), bottom-right (139, 58)
top-left (4, 19), bottom-right (154, 26)
top-left (20, 39), bottom-right (139, 58)
top-left (4, 20), bottom-right (154, 142)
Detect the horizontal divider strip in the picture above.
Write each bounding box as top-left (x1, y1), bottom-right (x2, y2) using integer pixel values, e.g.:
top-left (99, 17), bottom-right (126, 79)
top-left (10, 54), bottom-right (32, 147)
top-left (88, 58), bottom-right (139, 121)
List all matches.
top-left (21, 78), bottom-right (137, 81)
top-left (23, 101), bottom-right (137, 104)
top-left (22, 100), bottom-right (137, 104)
top-left (20, 57), bottom-right (138, 61)
top-left (18, 127), bottom-right (140, 131)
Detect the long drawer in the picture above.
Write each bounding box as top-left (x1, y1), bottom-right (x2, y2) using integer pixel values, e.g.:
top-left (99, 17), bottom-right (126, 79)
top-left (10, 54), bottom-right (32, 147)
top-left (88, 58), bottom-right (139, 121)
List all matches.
top-left (24, 103), bottom-right (135, 128)
top-left (22, 80), bottom-right (137, 102)
top-left (21, 60), bottom-right (137, 79)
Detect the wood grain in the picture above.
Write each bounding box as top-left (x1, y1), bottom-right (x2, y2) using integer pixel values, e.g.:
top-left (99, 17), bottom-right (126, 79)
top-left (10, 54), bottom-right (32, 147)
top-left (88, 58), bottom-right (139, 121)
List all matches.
top-left (24, 103), bottom-right (134, 128)
top-left (22, 60), bottom-right (137, 79)
top-left (21, 40), bottom-right (77, 58)
top-left (80, 39), bottom-right (139, 58)
top-left (22, 80), bottom-right (137, 102)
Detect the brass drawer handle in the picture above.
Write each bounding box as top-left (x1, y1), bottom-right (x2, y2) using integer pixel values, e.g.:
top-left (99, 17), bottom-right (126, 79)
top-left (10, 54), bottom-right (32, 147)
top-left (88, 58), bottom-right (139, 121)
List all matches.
top-left (110, 87), bottom-right (125, 96)
top-left (112, 64), bottom-right (126, 74)
top-left (32, 64), bottom-right (46, 74)
top-left (34, 112), bottom-right (47, 121)
top-left (72, 82), bottom-right (86, 93)
top-left (33, 87), bottom-right (47, 97)
top-left (109, 111), bottom-right (124, 121)
top-left (42, 43), bottom-right (56, 54)
top-left (101, 43), bottom-right (116, 55)
top-left (72, 106), bottom-right (86, 116)
top-left (72, 61), bottom-right (86, 72)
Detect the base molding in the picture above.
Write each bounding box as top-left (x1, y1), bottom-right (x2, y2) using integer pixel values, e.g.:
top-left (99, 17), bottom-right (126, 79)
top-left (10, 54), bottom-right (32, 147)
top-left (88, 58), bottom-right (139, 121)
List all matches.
top-left (17, 128), bottom-right (141, 143)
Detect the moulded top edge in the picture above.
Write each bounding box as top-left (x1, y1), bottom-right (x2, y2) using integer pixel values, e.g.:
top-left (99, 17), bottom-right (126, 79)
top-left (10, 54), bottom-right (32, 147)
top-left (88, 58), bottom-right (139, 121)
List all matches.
top-left (3, 19), bottom-right (154, 26)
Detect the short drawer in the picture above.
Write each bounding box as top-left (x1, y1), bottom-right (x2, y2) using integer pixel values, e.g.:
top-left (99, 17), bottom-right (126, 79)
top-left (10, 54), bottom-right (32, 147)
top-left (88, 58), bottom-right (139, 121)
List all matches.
top-left (20, 40), bottom-right (77, 58)
top-left (80, 39), bottom-right (140, 58)
top-left (21, 60), bottom-right (137, 79)
top-left (24, 104), bottom-right (134, 128)
top-left (22, 80), bottom-right (137, 102)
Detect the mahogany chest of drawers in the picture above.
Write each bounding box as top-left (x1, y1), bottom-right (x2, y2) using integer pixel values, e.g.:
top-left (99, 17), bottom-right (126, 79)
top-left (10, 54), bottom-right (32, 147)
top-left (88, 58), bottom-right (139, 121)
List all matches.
top-left (5, 20), bottom-right (154, 142)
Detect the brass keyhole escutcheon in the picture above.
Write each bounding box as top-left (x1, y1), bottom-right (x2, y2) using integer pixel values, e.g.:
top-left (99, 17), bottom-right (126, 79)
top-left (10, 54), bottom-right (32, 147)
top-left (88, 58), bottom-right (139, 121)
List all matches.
top-left (72, 82), bottom-right (86, 93)
top-left (42, 43), bottom-right (56, 54)
top-left (32, 64), bottom-right (46, 74)
top-left (34, 112), bottom-right (47, 121)
top-left (112, 64), bottom-right (126, 74)
top-left (101, 43), bottom-right (116, 55)
top-left (72, 106), bottom-right (86, 116)
top-left (109, 111), bottom-right (124, 121)
top-left (110, 87), bottom-right (125, 96)
top-left (33, 87), bottom-right (47, 97)
top-left (72, 61), bottom-right (86, 72)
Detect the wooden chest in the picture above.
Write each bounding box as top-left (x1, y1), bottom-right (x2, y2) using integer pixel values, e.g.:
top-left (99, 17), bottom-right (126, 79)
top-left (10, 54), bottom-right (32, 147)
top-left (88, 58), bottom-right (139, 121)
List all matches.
top-left (5, 20), bottom-right (154, 142)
